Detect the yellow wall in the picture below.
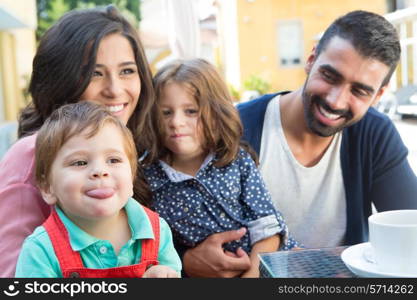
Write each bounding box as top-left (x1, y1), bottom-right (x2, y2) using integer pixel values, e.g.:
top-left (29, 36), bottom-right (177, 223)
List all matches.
top-left (0, 32), bottom-right (23, 120)
top-left (236, 0), bottom-right (387, 92)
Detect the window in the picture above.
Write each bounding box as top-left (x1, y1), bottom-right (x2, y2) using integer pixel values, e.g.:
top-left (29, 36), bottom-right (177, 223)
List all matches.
top-left (277, 20), bottom-right (303, 67)
top-left (387, 0), bottom-right (417, 12)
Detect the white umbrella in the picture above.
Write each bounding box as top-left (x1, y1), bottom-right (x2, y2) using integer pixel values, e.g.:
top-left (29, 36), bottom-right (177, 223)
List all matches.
top-left (165, 0), bottom-right (201, 59)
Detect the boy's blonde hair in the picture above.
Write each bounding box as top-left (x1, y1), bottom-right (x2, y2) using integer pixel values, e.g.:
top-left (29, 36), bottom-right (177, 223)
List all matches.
top-left (35, 101), bottom-right (138, 190)
top-left (153, 58), bottom-right (243, 167)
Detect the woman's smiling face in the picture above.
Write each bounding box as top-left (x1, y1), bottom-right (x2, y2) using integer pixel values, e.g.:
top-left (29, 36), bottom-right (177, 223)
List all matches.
top-left (80, 33), bottom-right (141, 125)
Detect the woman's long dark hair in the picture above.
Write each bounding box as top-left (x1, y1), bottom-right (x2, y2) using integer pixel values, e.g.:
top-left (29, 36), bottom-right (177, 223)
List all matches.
top-left (19, 5), bottom-right (155, 205)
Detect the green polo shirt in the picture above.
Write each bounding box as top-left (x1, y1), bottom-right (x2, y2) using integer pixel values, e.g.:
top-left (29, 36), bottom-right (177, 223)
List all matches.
top-left (15, 198), bottom-right (182, 277)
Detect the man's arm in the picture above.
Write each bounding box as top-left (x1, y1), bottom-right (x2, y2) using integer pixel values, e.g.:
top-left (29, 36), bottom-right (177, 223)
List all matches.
top-left (370, 118), bottom-right (417, 210)
top-left (240, 234), bottom-right (280, 278)
top-left (182, 228), bottom-right (251, 278)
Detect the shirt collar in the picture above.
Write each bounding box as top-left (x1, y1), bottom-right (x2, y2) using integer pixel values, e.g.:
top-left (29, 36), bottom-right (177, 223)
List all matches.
top-left (159, 153), bottom-right (215, 183)
top-left (159, 160), bottom-right (194, 182)
top-left (145, 153), bottom-right (215, 191)
top-left (125, 198), bottom-right (155, 240)
top-left (55, 198), bottom-right (154, 252)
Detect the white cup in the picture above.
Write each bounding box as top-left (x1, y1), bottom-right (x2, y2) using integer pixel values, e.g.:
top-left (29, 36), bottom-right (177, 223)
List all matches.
top-left (368, 210), bottom-right (417, 275)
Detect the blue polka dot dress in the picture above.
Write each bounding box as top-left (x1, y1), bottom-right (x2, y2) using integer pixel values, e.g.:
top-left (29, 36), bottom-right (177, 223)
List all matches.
top-left (144, 148), bottom-right (298, 253)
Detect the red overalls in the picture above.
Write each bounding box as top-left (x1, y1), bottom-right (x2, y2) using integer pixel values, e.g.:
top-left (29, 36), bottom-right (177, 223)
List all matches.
top-left (43, 206), bottom-right (160, 278)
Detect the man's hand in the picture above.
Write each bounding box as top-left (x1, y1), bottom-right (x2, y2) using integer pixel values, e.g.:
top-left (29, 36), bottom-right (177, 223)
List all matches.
top-left (182, 228), bottom-right (251, 277)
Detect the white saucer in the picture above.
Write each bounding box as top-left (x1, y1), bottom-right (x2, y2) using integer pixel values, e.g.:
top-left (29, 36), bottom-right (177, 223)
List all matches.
top-left (341, 242), bottom-right (417, 278)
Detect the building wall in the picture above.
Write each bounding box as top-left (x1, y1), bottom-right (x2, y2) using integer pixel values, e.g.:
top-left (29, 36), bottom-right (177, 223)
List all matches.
top-left (385, 6), bottom-right (417, 90)
top-left (0, 0), bottom-right (36, 121)
top-left (0, 32), bottom-right (21, 121)
top-left (236, 0), bottom-right (387, 92)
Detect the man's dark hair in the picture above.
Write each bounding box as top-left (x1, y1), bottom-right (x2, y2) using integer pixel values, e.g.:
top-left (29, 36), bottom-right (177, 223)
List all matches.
top-left (315, 10), bottom-right (401, 87)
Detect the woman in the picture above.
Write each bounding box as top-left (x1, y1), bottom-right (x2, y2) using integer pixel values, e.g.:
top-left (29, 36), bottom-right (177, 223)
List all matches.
top-left (0, 5), bottom-right (156, 277)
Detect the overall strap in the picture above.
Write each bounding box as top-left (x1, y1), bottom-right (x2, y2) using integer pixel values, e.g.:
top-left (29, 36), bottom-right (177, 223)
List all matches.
top-left (139, 206), bottom-right (160, 263)
top-left (43, 208), bottom-right (84, 271)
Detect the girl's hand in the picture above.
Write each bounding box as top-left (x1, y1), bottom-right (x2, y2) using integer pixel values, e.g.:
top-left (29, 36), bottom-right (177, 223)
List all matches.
top-left (142, 265), bottom-right (180, 278)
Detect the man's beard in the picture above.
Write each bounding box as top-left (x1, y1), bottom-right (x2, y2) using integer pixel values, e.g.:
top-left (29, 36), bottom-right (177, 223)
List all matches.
top-left (302, 88), bottom-right (354, 137)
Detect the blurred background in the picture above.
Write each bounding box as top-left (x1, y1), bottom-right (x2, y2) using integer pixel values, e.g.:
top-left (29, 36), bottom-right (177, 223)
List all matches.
top-left (0, 0), bottom-right (416, 171)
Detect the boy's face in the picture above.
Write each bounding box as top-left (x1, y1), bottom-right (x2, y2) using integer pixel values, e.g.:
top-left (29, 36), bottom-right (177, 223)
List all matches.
top-left (302, 36), bottom-right (390, 137)
top-left (42, 123), bottom-right (134, 223)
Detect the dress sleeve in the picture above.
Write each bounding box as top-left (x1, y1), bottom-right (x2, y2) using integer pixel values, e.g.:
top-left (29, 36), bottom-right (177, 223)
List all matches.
top-left (0, 183), bottom-right (50, 277)
top-left (0, 134), bottom-right (52, 277)
top-left (237, 149), bottom-right (290, 247)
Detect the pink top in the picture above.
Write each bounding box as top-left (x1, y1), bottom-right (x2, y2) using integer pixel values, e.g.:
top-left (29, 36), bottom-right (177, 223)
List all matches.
top-left (0, 134), bottom-right (51, 277)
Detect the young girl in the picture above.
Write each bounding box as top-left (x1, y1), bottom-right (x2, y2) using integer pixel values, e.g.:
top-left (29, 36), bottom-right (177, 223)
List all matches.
top-left (15, 102), bottom-right (181, 278)
top-left (0, 5), bottom-right (156, 277)
top-left (144, 59), bottom-right (296, 278)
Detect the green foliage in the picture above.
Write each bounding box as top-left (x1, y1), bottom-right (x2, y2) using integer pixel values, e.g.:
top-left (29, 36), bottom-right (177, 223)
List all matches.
top-left (243, 75), bottom-right (271, 95)
top-left (36, 0), bottom-right (141, 40)
top-left (228, 84), bottom-right (241, 102)
top-left (36, 0), bottom-right (69, 40)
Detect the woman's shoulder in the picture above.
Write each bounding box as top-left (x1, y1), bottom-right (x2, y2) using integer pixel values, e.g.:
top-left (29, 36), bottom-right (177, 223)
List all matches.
top-left (2, 133), bottom-right (37, 159)
top-left (0, 133), bottom-right (37, 186)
